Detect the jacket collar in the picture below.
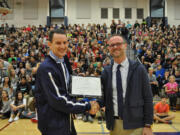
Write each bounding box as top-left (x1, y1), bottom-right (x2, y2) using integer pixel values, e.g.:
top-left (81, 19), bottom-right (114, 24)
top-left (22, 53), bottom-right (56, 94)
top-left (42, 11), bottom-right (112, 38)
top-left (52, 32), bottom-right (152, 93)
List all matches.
top-left (112, 58), bottom-right (129, 72)
top-left (49, 51), bottom-right (64, 63)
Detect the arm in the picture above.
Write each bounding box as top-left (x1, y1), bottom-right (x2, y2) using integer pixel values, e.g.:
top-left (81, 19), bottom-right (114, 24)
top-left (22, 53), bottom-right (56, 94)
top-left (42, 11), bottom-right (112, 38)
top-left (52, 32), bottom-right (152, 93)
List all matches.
top-left (173, 83), bottom-right (178, 92)
top-left (10, 103), bottom-right (18, 111)
top-left (1, 101), bottom-right (11, 113)
top-left (141, 66), bottom-right (153, 135)
top-left (97, 69), bottom-right (106, 108)
top-left (17, 104), bottom-right (25, 109)
top-left (165, 86), bottom-right (171, 93)
top-left (141, 66), bottom-right (153, 125)
top-left (17, 99), bottom-right (26, 109)
top-left (35, 66), bottom-right (91, 114)
top-left (154, 109), bottom-right (168, 116)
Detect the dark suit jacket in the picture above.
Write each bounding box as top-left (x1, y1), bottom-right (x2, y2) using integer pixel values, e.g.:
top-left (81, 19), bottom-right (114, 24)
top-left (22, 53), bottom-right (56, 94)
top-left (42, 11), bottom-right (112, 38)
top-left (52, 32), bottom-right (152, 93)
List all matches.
top-left (101, 59), bottom-right (153, 130)
top-left (35, 55), bottom-right (90, 135)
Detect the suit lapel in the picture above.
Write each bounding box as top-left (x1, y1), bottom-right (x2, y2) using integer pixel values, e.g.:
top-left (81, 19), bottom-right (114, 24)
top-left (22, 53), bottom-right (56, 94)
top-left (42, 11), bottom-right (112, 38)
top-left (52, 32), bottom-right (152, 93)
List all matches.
top-left (107, 64), bottom-right (113, 103)
top-left (48, 55), bottom-right (67, 91)
top-left (125, 59), bottom-right (136, 102)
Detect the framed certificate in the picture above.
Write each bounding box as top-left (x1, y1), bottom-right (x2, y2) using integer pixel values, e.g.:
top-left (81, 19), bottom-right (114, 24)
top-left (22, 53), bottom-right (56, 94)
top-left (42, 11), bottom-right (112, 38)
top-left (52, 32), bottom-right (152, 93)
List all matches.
top-left (71, 76), bottom-right (102, 97)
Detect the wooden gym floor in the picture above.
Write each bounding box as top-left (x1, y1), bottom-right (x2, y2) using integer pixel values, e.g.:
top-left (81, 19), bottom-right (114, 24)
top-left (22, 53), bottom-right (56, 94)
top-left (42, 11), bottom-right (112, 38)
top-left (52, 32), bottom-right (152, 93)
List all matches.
top-left (0, 111), bottom-right (180, 135)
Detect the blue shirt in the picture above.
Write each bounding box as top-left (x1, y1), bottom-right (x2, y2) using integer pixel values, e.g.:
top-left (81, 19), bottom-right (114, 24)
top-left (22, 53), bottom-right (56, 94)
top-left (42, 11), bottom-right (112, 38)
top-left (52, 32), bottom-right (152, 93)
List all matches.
top-left (49, 51), bottom-right (70, 87)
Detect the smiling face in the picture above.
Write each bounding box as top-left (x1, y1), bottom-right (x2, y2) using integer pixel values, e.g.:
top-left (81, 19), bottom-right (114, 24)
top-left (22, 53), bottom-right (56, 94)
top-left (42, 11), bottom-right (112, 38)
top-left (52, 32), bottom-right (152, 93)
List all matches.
top-left (2, 90), bottom-right (8, 98)
top-left (108, 36), bottom-right (127, 59)
top-left (169, 75), bottom-right (175, 83)
top-left (18, 92), bottom-right (23, 100)
top-left (48, 33), bottom-right (68, 59)
top-left (161, 97), bottom-right (167, 104)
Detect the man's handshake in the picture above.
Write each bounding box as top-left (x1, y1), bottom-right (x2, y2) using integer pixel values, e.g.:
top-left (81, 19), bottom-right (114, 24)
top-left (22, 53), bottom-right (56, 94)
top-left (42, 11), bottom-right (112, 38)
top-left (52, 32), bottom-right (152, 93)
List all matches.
top-left (89, 101), bottom-right (100, 115)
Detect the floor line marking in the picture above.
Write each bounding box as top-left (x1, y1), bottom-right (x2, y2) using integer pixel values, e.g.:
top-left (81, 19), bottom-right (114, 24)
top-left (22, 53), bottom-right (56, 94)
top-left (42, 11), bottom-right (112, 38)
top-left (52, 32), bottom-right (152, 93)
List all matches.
top-left (170, 125), bottom-right (180, 132)
top-left (101, 123), bottom-right (105, 134)
top-left (0, 122), bottom-right (12, 132)
top-left (77, 132), bottom-right (109, 134)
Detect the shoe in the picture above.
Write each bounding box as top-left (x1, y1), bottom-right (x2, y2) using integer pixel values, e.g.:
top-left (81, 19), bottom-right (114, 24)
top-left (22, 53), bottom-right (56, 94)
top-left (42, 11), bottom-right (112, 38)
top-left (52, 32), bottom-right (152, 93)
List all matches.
top-left (14, 116), bottom-right (19, 121)
top-left (98, 120), bottom-right (102, 124)
top-left (83, 116), bottom-right (88, 122)
top-left (165, 120), bottom-right (172, 124)
top-left (31, 117), bottom-right (38, 123)
top-left (155, 120), bottom-right (159, 124)
top-left (88, 115), bottom-right (93, 123)
top-left (1, 115), bottom-right (8, 119)
top-left (8, 117), bottom-right (14, 123)
top-left (173, 109), bottom-right (176, 112)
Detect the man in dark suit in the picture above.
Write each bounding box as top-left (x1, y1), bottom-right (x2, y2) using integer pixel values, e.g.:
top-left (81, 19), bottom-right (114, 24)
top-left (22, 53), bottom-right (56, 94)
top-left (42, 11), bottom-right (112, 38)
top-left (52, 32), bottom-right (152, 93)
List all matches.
top-left (100, 35), bottom-right (153, 135)
top-left (35, 29), bottom-right (98, 135)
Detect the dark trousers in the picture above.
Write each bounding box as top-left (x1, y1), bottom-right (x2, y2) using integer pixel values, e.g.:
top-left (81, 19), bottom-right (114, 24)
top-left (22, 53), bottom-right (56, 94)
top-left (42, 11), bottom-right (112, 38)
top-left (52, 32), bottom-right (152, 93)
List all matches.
top-left (151, 84), bottom-right (159, 96)
top-left (42, 130), bottom-right (76, 135)
top-left (0, 111), bottom-right (10, 118)
top-left (41, 119), bottom-right (77, 135)
top-left (168, 94), bottom-right (177, 109)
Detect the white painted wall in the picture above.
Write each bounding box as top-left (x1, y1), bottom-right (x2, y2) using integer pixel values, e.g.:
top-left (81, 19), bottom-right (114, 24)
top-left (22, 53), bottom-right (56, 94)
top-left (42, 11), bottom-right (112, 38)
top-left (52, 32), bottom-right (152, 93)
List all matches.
top-left (166, 0), bottom-right (180, 26)
top-left (1, 0), bottom-right (180, 27)
top-left (4, 0), bottom-right (49, 27)
top-left (67, 0), bottom-right (149, 26)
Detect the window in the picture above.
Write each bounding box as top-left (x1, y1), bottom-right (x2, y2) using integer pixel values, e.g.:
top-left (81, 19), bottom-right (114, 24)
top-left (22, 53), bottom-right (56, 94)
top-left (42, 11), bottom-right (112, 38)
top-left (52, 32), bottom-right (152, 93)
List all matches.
top-left (113, 8), bottom-right (119, 19)
top-left (150, 0), bottom-right (164, 18)
top-left (137, 8), bottom-right (144, 19)
top-left (50, 0), bottom-right (65, 17)
top-left (125, 8), bottom-right (132, 19)
top-left (101, 8), bottom-right (108, 19)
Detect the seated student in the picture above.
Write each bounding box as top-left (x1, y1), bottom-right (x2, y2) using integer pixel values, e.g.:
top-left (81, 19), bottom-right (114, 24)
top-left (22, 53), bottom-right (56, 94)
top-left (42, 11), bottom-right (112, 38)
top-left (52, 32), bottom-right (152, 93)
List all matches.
top-left (0, 90), bottom-right (11, 119)
top-left (154, 95), bottom-right (175, 124)
top-left (8, 91), bottom-right (26, 122)
top-left (16, 76), bottom-right (31, 96)
top-left (82, 98), bottom-right (96, 123)
top-left (96, 107), bottom-right (105, 124)
top-left (1, 76), bottom-right (13, 99)
top-left (21, 97), bottom-right (36, 119)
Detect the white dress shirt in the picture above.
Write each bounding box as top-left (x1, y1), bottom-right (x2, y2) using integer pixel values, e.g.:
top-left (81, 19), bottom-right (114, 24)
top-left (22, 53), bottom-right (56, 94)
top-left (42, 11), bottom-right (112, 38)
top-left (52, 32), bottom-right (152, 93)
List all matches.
top-left (112, 58), bottom-right (129, 116)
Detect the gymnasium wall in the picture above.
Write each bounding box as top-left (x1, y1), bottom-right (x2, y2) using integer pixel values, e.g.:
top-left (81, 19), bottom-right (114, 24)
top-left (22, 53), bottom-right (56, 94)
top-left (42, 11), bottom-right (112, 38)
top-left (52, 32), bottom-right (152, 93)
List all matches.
top-left (2, 0), bottom-right (180, 27)
top-left (167, 0), bottom-right (180, 26)
top-left (4, 0), bottom-right (49, 27)
top-left (67, 0), bottom-right (149, 26)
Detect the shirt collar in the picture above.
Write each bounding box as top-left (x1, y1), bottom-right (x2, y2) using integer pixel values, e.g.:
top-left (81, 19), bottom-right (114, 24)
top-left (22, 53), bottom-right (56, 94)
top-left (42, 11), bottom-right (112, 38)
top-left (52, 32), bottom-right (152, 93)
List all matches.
top-left (113, 58), bottom-right (129, 72)
top-left (49, 51), bottom-right (64, 63)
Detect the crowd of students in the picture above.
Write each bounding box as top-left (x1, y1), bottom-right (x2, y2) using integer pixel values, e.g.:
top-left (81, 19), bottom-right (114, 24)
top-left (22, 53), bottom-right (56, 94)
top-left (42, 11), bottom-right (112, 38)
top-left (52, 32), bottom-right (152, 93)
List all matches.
top-left (0, 19), bottom-right (179, 123)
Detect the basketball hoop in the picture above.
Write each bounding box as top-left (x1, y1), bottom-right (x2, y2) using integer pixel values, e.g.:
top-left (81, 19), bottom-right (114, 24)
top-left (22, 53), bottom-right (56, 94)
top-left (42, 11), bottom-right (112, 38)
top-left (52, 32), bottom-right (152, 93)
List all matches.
top-left (0, 7), bottom-right (11, 14)
top-left (0, 7), bottom-right (11, 23)
top-left (1, 12), bottom-right (7, 23)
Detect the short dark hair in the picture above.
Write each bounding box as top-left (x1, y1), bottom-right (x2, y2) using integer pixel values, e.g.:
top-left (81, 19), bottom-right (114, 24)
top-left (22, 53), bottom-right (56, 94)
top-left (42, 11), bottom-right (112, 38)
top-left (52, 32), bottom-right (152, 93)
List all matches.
top-left (21, 76), bottom-right (26, 80)
top-left (161, 95), bottom-right (168, 99)
top-left (49, 29), bottom-right (66, 42)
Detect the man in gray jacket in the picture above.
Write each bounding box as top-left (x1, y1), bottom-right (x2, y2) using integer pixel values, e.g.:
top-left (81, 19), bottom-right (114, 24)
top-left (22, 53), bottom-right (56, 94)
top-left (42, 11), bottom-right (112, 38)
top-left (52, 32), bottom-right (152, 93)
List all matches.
top-left (100, 35), bottom-right (153, 135)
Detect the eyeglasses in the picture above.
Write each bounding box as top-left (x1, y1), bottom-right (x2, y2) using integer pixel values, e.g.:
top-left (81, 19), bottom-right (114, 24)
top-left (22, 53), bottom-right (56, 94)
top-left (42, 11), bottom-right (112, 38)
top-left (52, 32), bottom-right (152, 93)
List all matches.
top-left (109, 43), bottom-right (125, 48)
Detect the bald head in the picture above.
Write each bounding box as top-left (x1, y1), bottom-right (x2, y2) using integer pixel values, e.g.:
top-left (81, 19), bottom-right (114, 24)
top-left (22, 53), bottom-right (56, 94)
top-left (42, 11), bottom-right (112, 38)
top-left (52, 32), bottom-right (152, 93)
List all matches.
top-left (108, 35), bottom-right (126, 46)
top-left (108, 35), bottom-right (127, 60)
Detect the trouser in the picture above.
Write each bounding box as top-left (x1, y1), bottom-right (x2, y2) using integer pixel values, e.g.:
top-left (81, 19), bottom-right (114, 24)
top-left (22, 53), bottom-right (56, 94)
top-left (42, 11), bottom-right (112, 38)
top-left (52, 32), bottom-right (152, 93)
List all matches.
top-left (151, 84), bottom-right (159, 96)
top-left (42, 129), bottom-right (77, 135)
top-left (110, 119), bottom-right (143, 135)
top-left (42, 118), bottom-right (77, 135)
top-left (168, 94), bottom-right (177, 109)
top-left (11, 108), bottom-right (24, 115)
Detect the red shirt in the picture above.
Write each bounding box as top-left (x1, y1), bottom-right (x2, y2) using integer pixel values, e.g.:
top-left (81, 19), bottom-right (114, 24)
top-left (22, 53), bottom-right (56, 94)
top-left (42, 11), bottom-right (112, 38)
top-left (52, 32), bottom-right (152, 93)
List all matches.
top-left (154, 102), bottom-right (169, 113)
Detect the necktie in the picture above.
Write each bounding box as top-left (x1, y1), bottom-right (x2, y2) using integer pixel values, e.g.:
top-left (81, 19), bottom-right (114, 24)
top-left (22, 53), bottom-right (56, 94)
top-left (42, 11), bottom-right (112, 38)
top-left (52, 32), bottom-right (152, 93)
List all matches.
top-left (116, 64), bottom-right (123, 119)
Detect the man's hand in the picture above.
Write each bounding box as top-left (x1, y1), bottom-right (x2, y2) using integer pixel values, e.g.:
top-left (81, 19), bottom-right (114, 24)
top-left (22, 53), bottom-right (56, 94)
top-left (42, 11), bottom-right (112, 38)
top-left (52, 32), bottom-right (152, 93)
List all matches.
top-left (89, 101), bottom-right (100, 115)
top-left (142, 127), bottom-right (153, 135)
